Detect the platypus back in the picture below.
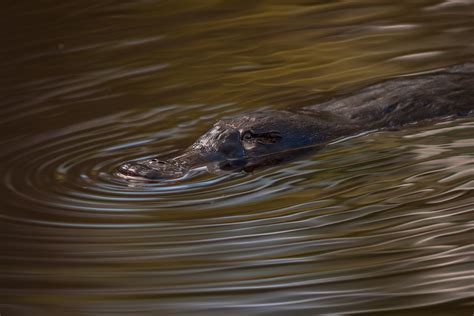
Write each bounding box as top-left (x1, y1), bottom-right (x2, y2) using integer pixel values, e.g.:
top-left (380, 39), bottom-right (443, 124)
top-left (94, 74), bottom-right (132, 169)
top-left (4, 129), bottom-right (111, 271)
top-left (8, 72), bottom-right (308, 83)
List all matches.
top-left (313, 62), bottom-right (474, 130)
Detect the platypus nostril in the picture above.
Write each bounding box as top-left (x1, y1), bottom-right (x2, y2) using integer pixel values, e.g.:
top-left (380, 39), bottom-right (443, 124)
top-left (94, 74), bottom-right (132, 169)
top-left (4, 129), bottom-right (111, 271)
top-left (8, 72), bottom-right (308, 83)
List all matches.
top-left (117, 163), bottom-right (132, 174)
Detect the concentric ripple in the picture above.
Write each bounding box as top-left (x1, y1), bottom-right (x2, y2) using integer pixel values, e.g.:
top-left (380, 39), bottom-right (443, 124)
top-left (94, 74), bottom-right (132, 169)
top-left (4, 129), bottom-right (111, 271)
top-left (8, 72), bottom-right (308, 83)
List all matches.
top-left (2, 107), bottom-right (474, 315)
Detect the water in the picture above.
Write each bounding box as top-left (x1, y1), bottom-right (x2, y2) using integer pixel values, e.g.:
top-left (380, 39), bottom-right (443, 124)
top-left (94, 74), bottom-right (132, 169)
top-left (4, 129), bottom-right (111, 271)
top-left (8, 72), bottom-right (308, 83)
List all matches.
top-left (1, 1), bottom-right (474, 315)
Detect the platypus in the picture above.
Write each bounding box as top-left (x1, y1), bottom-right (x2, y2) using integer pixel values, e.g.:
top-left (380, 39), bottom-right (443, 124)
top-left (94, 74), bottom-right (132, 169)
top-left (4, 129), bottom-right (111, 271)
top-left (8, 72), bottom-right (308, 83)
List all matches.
top-left (118, 63), bottom-right (474, 179)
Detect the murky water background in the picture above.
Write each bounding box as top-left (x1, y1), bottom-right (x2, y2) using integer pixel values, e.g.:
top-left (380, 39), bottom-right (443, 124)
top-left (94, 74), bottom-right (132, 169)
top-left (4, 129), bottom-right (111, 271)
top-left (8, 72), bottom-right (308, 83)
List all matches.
top-left (2, 1), bottom-right (474, 315)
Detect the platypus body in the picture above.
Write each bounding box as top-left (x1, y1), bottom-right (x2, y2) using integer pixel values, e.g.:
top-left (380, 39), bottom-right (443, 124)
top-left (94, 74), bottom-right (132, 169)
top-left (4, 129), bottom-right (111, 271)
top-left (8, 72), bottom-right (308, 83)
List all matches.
top-left (118, 63), bottom-right (474, 179)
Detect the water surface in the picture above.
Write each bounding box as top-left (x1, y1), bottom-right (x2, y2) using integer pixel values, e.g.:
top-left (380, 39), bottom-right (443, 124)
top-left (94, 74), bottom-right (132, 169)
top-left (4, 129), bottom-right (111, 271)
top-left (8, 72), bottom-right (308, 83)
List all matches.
top-left (2, 1), bottom-right (474, 315)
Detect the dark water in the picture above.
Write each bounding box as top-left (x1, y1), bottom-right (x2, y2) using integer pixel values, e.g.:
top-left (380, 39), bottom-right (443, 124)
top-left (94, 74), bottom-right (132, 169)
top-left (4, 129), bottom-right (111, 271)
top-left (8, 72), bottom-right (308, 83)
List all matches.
top-left (2, 1), bottom-right (474, 315)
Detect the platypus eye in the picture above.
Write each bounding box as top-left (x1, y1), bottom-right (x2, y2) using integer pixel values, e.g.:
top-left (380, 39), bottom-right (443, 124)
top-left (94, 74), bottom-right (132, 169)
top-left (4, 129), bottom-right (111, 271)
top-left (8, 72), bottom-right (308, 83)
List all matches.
top-left (241, 131), bottom-right (255, 141)
top-left (241, 130), bottom-right (282, 144)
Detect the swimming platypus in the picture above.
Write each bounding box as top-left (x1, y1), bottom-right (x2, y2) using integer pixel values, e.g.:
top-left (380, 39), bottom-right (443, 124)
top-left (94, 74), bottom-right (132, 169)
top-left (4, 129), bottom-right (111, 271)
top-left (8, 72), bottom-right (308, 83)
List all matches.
top-left (118, 63), bottom-right (474, 179)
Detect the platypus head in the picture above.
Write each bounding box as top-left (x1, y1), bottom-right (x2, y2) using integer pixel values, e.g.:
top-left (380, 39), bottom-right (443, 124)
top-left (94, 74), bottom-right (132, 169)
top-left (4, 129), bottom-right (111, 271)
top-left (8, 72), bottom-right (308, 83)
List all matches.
top-left (117, 110), bottom-right (333, 180)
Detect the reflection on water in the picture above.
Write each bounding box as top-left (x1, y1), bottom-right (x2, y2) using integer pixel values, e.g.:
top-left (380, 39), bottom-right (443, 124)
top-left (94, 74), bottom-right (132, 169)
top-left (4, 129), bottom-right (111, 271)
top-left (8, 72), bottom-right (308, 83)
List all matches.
top-left (1, 1), bottom-right (473, 315)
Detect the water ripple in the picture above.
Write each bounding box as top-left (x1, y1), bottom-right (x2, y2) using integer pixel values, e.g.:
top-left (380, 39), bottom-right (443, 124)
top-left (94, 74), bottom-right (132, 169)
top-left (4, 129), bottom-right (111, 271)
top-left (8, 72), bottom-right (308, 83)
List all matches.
top-left (2, 106), bottom-right (473, 315)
